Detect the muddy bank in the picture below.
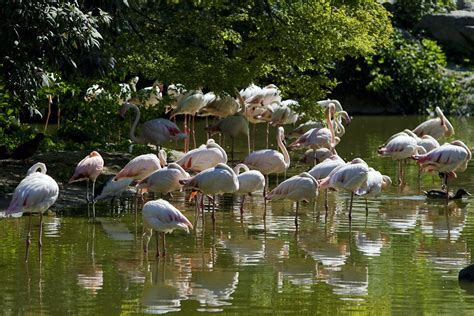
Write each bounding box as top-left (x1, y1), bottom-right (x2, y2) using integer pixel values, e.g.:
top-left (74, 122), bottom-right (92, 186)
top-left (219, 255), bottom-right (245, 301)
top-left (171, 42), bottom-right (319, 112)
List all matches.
top-left (0, 149), bottom-right (184, 211)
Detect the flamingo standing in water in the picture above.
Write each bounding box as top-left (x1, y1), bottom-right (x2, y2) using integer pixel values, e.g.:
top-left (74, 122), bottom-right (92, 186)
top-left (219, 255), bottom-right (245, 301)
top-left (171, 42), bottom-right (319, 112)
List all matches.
top-left (3, 162), bottom-right (59, 261)
top-left (179, 163), bottom-right (239, 224)
top-left (412, 106), bottom-right (454, 140)
top-left (114, 153), bottom-right (166, 181)
top-left (413, 140), bottom-right (471, 199)
top-left (355, 168), bottom-right (392, 214)
top-left (265, 172), bottom-right (319, 229)
top-left (319, 158), bottom-right (370, 220)
top-left (243, 126), bottom-right (290, 189)
top-left (175, 139), bottom-right (227, 172)
top-left (119, 102), bottom-right (187, 151)
top-left (142, 199), bottom-right (193, 257)
top-left (308, 154), bottom-right (345, 211)
top-left (233, 163), bottom-right (266, 215)
top-left (137, 163), bottom-right (190, 197)
top-left (69, 151), bottom-right (104, 204)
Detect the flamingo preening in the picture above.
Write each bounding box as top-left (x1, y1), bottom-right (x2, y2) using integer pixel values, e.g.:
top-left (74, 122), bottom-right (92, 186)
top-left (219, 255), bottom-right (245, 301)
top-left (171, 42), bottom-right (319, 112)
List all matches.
top-left (265, 172), bottom-right (319, 229)
top-left (142, 199), bottom-right (193, 257)
top-left (69, 151), bottom-right (104, 207)
top-left (355, 168), bottom-right (392, 214)
top-left (119, 102), bottom-right (187, 150)
top-left (412, 106), bottom-right (454, 140)
top-left (3, 162), bottom-right (59, 261)
top-left (412, 140), bottom-right (471, 199)
top-left (137, 163), bottom-right (190, 197)
top-left (233, 163), bottom-right (266, 215)
top-left (175, 139), bottom-right (227, 172)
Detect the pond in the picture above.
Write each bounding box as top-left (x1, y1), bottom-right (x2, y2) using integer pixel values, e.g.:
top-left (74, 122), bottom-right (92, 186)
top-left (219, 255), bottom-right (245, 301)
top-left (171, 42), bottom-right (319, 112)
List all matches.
top-left (2, 115), bottom-right (474, 314)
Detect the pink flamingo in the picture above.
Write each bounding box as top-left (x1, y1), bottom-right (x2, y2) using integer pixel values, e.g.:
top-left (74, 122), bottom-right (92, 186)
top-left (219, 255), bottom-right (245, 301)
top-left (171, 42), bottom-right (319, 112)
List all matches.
top-left (175, 139), bottom-right (227, 172)
top-left (142, 199), bottom-right (193, 257)
top-left (377, 133), bottom-right (423, 185)
top-left (233, 163), bottom-right (266, 215)
top-left (412, 140), bottom-right (471, 197)
top-left (412, 106), bottom-right (454, 140)
top-left (114, 153), bottom-right (166, 181)
top-left (69, 151), bottom-right (104, 205)
top-left (3, 162), bottom-right (59, 261)
top-left (119, 102), bottom-right (187, 150)
top-left (289, 103), bottom-right (338, 159)
top-left (265, 172), bottom-right (319, 229)
top-left (319, 158), bottom-right (370, 220)
top-left (179, 163), bottom-right (239, 224)
top-left (137, 163), bottom-right (190, 197)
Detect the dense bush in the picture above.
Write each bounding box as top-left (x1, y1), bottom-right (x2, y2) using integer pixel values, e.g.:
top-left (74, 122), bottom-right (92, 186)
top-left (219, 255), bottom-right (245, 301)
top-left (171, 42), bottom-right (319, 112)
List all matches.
top-left (390, 0), bottom-right (455, 28)
top-left (366, 30), bottom-right (460, 114)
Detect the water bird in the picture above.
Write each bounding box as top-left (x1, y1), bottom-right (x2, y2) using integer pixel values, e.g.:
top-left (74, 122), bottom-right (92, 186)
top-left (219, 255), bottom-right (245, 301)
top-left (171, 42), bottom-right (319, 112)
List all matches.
top-left (142, 199), bottom-right (193, 257)
top-left (233, 163), bottom-right (266, 214)
top-left (423, 188), bottom-right (470, 200)
top-left (3, 162), bottom-right (59, 261)
top-left (175, 139), bottom-right (227, 172)
top-left (69, 151), bottom-right (104, 210)
top-left (412, 106), bottom-right (454, 140)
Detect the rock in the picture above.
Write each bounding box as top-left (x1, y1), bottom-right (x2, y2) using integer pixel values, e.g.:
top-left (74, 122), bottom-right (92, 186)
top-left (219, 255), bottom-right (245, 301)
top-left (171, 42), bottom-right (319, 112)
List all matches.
top-left (417, 10), bottom-right (474, 57)
top-left (459, 264), bottom-right (474, 281)
top-left (456, 0), bottom-right (474, 11)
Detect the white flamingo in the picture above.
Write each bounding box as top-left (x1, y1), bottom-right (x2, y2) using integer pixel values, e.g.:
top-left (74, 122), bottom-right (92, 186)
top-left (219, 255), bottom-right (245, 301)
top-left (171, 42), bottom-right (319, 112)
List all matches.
top-left (300, 148), bottom-right (333, 165)
top-left (179, 163), bottom-right (239, 224)
top-left (175, 139), bottom-right (227, 172)
top-left (114, 153), bottom-right (166, 181)
top-left (142, 199), bottom-right (193, 257)
top-left (233, 163), bottom-right (266, 214)
top-left (319, 158), bottom-right (370, 219)
top-left (266, 172), bottom-right (319, 228)
top-left (119, 102), bottom-right (187, 150)
top-left (355, 168), bottom-right (392, 214)
top-left (243, 126), bottom-right (290, 188)
top-left (412, 106), bottom-right (454, 139)
top-left (3, 162), bottom-right (59, 261)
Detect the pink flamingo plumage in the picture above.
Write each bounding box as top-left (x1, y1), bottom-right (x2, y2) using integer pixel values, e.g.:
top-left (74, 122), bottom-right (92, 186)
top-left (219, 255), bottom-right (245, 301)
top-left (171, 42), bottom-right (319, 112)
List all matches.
top-left (233, 163), bottom-right (266, 215)
top-left (142, 199), bottom-right (193, 257)
top-left (319, 158), bottom-right (370, 220)
top-left (69, 151), bottom-right (104, 206)
top-left (137, 163), bottom-right (190, 196)
top-left (113, 153), bottom-right (166, 181)
top-left (412, 106), bottom-right (454, 140)
top-left (412, 140), bottom-right (471, 196)
top-left (175, 139), bottom-right (227, 172)
top-left (4, 162), bottom-right (59, 261)
top-left (355, 168), bottom-right (392, 214)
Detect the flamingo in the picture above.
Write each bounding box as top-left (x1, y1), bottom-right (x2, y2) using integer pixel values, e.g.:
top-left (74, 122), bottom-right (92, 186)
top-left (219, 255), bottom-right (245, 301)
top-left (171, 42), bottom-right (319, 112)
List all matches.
top-left (289, 103), bottom-right (337, 159)
top-left (412, 140), bottom-right (471, 197)
top-left (142, 199), bottom-right (193, 257)
top-left (69, 151), bottom-right (104, 208)
top-left (243, 126), bottom-right (290, 188)
top-left (205, 113), bottom-right (250, 161)
top-left (179, 163), bottom-right (239, 224)
top-left (242, 102), bottom-right (266, 150)
top-left (244, 84), bottom-right (282, 106)
top-left (377, 133), bottom-right (424, 185)
top-left (137, 163), bottom-right (190, 197)
top-left (175, 139), bottom-right (227, 172)
top-left (3, 162), bottom-right (59, 261)
top-left (233, 163), bottom-right (266, 214)
top-left (170, 90), bottom-right (206, 151)
top-left (355, 168), bottom-right (392, 214)
top-left (265, 172), bottom-right (319, 229)
top-left (319, 158), bottom-right (370, 219)
top-left (198, 92), bottom-right (240, 118)
top-left (113, 153), bottom-right (165, 181)
top-left (308, 154), bottom-right (346, 211)
top-left (412, 106), bottom-right (454, 140)
top-left (93, 176), bottom-right (135, 207)
top-left (267, 100), bottom-right (299, 126)
top-left (119, 102), bottom-right (187, 151)
top-left (134, 80), bottom-right (163, 107)
top-left (300, 148), bottom-right (333, 165)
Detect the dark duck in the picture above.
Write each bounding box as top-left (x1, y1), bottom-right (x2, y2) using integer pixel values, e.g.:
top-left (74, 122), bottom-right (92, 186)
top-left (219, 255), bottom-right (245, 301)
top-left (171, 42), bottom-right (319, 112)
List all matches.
top-left (423, 188), bottom-right (471, 200)
top-left (9, 133), bottom-right (45, 162)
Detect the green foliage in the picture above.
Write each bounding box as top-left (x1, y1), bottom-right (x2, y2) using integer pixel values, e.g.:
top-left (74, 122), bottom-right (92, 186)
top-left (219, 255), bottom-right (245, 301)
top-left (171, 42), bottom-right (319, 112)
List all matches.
top-left (366, 30), bottom-right (460, 114)
top-left (391, 0), bottom-right (455, 28)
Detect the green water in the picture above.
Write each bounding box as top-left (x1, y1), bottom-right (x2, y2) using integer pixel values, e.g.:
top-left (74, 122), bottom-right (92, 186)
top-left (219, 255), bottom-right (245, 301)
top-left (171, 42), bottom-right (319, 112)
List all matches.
top-left (2, 116), bottom-right (474, 314)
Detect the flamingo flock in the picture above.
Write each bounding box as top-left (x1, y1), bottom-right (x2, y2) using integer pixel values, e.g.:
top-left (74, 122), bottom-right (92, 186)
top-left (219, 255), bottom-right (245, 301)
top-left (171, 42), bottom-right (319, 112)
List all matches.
top-left (2, 83), bottom-right (471, 260)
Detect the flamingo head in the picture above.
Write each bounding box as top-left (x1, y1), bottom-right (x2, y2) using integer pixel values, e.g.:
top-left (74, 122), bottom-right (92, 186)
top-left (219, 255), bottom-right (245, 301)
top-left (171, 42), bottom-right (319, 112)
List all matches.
top-left (382, 175), bottom-right (392, 190)
top-left (119, 102), bottom-right (132, 119)
top-left (89, 151), bottom-right (101, 157)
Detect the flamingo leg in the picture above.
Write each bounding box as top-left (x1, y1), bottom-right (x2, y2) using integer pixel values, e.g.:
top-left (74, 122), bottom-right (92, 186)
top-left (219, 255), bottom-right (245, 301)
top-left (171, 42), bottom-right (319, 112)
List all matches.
top-left (295, 202), bottom-right (299, 230)
top-left (349, 192), bottom-right (354, 220)
top-left (324, 189), bottom-right (329, 214)
top-left (162, 232), bottom-right (166, 256)
top-left (25, 213), bottom-right (32, 262)
top-left (92, 180), bottom-right (97, 219)
top-left (212, 194), bottom-right (216, 226)
top-left (192, 115), bottom-right (196, 149)
top-left (155, 231), bottom-right (160, 258)
top-left (38, 212), bottom-right (43, 248)
top-left (143, 228), bottom-right (152, 253)
top-left (240, 194), bottom-right (245, 215)
top-left (86, 179), bottom-right (90, 203)
top-left (365, 198), bottom-right (368, 217)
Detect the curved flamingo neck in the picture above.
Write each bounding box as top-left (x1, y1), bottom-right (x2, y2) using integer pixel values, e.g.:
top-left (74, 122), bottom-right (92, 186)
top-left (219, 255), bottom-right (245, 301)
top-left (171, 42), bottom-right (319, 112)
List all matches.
top-left (233, 163), bottom-right (250, 174)
top-left (326, 105), bottom-right (335, 146)
top-left (129, 103), bottom-right (145, 144)
top-left (27, 162), bottom-right (47, 175)
top-left (209, 142), bottom-right (228, 163)
top-left (277, 128), bottom-right (290, 168)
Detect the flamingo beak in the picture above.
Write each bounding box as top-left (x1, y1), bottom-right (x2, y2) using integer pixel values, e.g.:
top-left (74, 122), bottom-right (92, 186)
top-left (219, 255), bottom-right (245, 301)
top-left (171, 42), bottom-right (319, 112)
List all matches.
top-left (189, 191), bottom-right (198, 202)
